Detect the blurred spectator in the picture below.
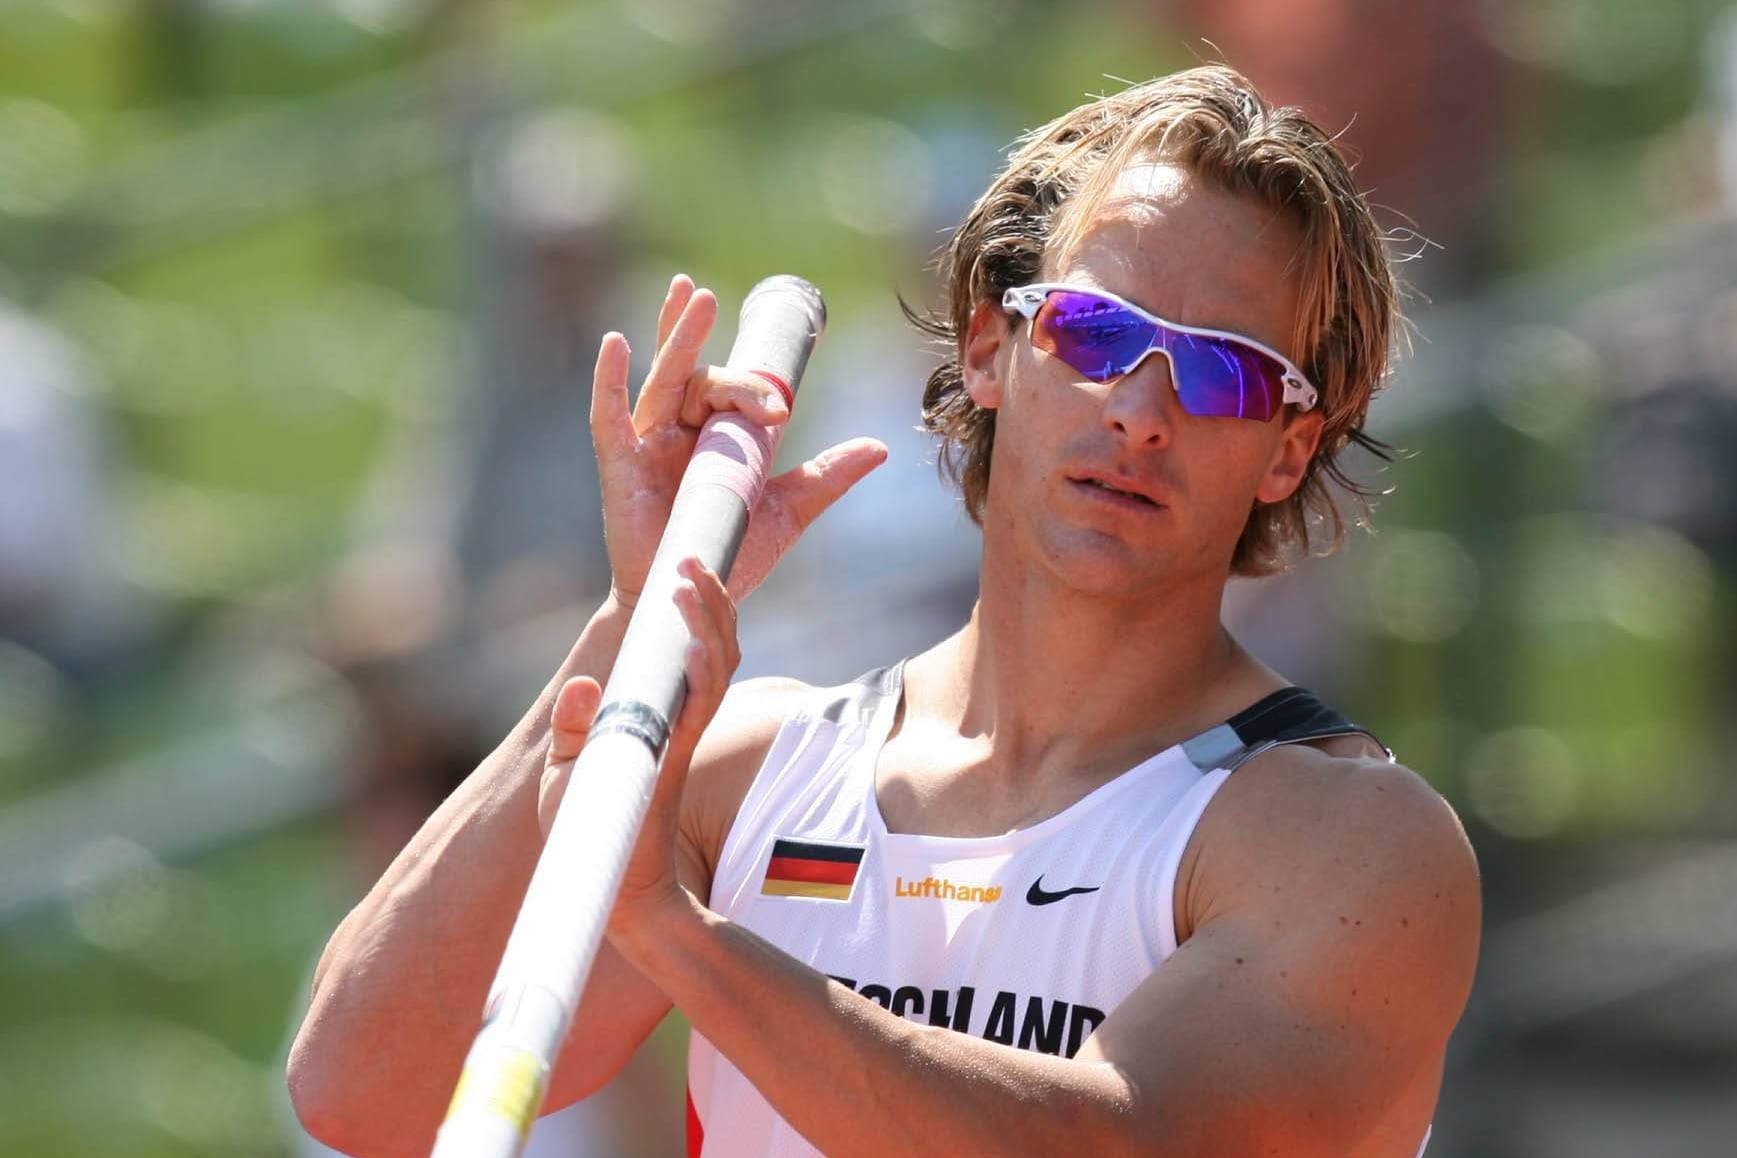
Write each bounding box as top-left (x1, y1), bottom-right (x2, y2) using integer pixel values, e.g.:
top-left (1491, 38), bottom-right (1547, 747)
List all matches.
top-left (1163, 0), bottom-right (1511, 288)
top-left (457, 112), bottom-right (638, 633)
top-left (1712, 4), bottom-right (1737, 210)
top-left (0, 305), bottom-right (122, 661)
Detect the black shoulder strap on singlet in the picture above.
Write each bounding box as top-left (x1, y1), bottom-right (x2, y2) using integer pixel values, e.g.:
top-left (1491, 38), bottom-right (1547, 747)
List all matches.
top-left (1179, 686), bottom-right (1389, 773)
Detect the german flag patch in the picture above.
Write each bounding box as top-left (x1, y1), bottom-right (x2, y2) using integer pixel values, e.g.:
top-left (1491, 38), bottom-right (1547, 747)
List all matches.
top-left (759, 838), bottom-right (866, 902)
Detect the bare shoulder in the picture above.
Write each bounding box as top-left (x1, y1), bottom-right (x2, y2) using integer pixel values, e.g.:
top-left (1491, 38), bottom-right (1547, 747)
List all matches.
top-left (1186, 742), bottom-right (1482, 920)
top-left (1189, 741), bottom-right (1480, 901)
top-left (1179, 742), bottom-right (1482, 1027)
top-left (681, 675), bottom-right (817, 879)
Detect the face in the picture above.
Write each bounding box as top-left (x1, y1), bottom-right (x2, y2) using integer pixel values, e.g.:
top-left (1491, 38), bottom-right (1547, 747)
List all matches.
top-left (961, 161), bottom-right (1323, 597)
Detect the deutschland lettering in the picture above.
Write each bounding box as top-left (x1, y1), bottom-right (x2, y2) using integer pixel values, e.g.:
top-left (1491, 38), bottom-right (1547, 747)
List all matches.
top-left (893, 875), bottom-right (1003, 904)
top-left (828, 975), bottom-right (1106, 1058)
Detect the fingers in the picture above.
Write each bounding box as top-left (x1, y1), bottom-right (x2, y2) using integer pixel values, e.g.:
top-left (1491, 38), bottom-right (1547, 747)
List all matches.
top-left (669, 557), bottom-right (739, 752)
top-left (627, 276), bottom-right (793, 434)
top-left (655, 274), bottom-right (695, 352)
top-left (763, 437), bottom-right (890, 531)
top-left (721, 438), bottom-right (889, 601)
top-left (547, 675), bottom-right (604, 767)
top-left (678, 556), bottom-right (739, 687)
top-left (678, 366), bottom-right (791, 429)
top-left (634, 287), bottom-right (718, 432)
top-left (589, 332), bottom-right (635, 459)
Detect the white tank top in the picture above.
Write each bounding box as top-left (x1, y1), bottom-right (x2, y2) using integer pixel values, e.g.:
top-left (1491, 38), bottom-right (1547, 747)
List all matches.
top-left (686, 662), bottom-right (1429, 1158)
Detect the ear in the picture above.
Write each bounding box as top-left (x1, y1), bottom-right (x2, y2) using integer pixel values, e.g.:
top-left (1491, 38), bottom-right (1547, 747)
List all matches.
top-left (961, 299), bottom-right (1011, 411)
top-left (1254, 409), bottom-right (1325, 505)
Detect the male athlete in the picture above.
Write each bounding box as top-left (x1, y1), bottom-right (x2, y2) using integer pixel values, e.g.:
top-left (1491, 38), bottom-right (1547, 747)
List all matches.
top-left (289, 66), bottom-right (1481, 1157)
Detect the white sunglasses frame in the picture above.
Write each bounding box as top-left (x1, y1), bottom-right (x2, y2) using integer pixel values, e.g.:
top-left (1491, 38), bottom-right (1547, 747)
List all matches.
top-left (1001, 282), bottom-right (1319, 414)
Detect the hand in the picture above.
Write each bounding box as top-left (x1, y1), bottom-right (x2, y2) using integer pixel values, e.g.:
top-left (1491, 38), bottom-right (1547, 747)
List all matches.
top-left (593, 274), bottom-right (888, 607)
top-left (537, 556), bottom-right (740, 933)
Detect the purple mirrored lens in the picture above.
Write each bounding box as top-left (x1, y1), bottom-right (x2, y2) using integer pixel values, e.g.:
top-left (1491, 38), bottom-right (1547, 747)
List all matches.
top-left (1032, 292), bottom-right (1156, 382)
top-left (1165, 332), bottom-right (1286, 420)
top-left (1030, 289), bottom-right (1291, 419)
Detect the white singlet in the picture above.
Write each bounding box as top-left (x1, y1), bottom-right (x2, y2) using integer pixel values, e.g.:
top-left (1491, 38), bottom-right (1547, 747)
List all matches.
top-left (685, 662), bottom-right (1430, 1158)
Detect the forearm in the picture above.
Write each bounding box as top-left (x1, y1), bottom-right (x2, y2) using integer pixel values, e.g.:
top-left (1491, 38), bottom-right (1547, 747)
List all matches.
top-left (615, 891), bottom-right (1144, 1158)
top-left (290, 595), bottom-right (636, 1143)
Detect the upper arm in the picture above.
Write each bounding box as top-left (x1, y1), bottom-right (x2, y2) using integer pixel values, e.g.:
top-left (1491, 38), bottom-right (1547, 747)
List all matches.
top-left (544, 675), bottom-right (809, 1109)
top-left (1075, 753), bottom-right (1481, 1157)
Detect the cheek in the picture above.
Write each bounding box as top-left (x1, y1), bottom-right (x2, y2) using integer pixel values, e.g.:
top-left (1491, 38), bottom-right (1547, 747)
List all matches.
top-left (997, 362), bottom-right (1077, 454)
top-left (985, 404), bottom-right (1045, 498)
top-left (1180, 422), bottom-right (1284, 513)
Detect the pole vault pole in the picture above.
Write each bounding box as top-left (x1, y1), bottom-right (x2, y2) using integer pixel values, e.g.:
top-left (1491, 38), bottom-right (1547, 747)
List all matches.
top-left (430, 275), bottom-right (826, 1158)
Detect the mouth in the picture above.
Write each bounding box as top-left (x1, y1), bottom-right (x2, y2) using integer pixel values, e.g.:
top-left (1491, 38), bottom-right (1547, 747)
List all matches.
top-left (1068, 475), bottom-right (1163, 509)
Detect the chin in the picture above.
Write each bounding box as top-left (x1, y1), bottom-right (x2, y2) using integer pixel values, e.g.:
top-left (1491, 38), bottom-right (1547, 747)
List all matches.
top-left (1036, 526), bottom-right (1177, 596)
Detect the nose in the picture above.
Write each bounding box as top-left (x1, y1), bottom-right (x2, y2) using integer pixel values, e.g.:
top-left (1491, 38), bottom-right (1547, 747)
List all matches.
top-left (1099, 350), bottom-right (1176, 447)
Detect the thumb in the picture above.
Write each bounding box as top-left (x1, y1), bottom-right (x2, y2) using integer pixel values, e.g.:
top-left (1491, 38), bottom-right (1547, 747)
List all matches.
top-left (547, 675), bottom-right (604, 767)
top-left (726, 438), bottom-right (889, 602)
top-left (540, 675), bottom-right (602, 836)
top-left (763, 437), bottom-right (889, 531)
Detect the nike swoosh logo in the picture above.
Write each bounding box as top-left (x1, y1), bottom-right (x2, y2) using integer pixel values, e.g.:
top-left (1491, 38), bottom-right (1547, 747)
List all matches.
top-left (1025, 877), bottom-right (1102, 906)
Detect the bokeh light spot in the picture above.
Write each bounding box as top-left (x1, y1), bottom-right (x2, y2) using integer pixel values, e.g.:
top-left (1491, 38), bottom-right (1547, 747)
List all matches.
top-left (1479, 0), bottom-right (1689, 86)
top-left (0, 100), bottom-right (85, 216)
top-left (1467, 726), bottom-right (1581, 839)
top-left (622, 0), bottom-right (740, 45)
top-left (476, 109), bottom-right (638, 234)
top-left (0, 641), bottom-right (65, 767)
top-left (63, 838), bottom-right (172, 953)
top-left (1365, 529), bottom-right (1480, 643)
top-left (818, 117), bottom-right (934, 237)
top-left (910, 0), bottom-right (1015, 50)
top-left (1478, 322), bottom-right (1602, 442)
top-left (1596, 521), bottom-right (1714, 639)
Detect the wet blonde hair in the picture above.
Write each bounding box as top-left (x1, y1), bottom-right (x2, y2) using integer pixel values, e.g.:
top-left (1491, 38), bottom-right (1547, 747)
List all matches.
top-left (907, 65), bottom-right (1404, 575)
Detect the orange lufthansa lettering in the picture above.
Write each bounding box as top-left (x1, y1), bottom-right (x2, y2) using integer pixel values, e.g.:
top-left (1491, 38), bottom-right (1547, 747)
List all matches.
top-left (892, 875), bottom-right (1003, 904)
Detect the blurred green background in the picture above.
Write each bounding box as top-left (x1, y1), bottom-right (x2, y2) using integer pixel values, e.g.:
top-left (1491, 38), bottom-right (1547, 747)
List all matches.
top-left (2, 1), bottom-right (1735, 1155)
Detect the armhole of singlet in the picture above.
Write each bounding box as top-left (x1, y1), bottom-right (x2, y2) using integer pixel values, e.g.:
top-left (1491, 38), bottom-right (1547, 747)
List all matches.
top-left (1154, 690), bottom-right (1391, 955)
top-left (708, 665), bottom-right (902, 908)
top-left (1151, 766), bottom-right (1235, 958)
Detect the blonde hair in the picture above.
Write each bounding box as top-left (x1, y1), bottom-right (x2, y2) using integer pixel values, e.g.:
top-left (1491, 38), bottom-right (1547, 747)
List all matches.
top-left (907, 65), bottom-right (1404, 575)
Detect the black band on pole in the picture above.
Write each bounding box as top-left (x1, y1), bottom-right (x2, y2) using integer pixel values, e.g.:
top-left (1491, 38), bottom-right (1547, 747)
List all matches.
top-left (589, 700), bottom-right (671, 754)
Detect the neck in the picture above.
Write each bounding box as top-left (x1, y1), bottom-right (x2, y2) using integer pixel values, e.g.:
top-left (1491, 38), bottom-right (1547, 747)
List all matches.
top-left (919, 531), bottom-right (1276, 776)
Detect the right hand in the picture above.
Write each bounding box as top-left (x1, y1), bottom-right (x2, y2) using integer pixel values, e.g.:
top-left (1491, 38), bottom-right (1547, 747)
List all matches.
top-left (592, 274), bottom-right (889, 607)
top-left (537, 558), bottom-right (739, 913)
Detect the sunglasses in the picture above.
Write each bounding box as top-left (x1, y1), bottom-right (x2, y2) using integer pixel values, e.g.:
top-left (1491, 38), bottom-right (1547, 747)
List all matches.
top-left (1001, 283), bottom-right (1319, 420)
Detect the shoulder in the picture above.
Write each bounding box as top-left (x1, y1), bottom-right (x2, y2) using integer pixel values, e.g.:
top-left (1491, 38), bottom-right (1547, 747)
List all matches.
top-left (1093, 746), bottom-right (1479, 1152)
top-left (694, 674), bottom-right (817, 764)
top-left (1178, 744), bottom-right (1482, 1009)
top-left (1205, 742), bottom-right (1474, 869)
top-left (1188, 744), bottom-right (1481, 915)
top-left (680, 675), bottom-right (820, 879)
